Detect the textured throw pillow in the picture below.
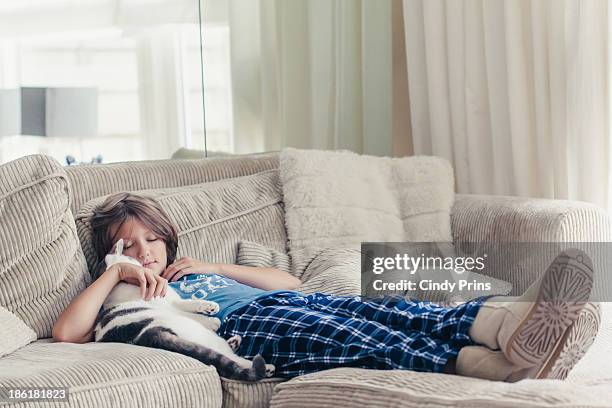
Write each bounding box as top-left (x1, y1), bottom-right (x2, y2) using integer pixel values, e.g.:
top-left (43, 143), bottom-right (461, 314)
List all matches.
top-left (280, 148), bottom-right (455, 275)
top-left (0, 306), bottom-right (36, 357)
top-left (76, 170), bottom-right (287, 279)
top-left (236, 241), bottom-right (291, 273)
top-left (0, 155), bottom-right (90, 338)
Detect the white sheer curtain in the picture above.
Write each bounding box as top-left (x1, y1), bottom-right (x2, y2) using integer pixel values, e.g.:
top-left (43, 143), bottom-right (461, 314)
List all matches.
top-left (403, 0), bottom-right (610, 210)
top-left (227, 0), bottom-right (411, 157)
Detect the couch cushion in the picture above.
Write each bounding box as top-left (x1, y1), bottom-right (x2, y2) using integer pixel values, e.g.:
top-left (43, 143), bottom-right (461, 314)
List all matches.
top-left (221, 377), bottom-right (286, 408)
top-left (0, 339), bottom-right (222, 407)
top-left (280, 148), bottom-right (455, 276)
top-left (66, 152), bottom-right (279, 215)
top-left (0, 155), bottom-right (90, 338)
top-left (75, 170), bottom-right (287, 279)
top-left (269, 367), bottom-right (612, 408)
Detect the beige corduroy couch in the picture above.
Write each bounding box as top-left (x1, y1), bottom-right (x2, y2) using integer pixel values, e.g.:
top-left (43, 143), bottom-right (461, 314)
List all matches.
top-left (1, 151), bottom-right (611, 408)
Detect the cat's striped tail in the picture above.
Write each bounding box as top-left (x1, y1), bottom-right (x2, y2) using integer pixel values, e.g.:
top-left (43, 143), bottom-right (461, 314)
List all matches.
top-left (134, 326), bottom-right (269, 382)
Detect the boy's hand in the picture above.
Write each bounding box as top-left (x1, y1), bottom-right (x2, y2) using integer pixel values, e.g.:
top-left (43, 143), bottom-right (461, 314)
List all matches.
top-left (161, 257), bottom-right (221, 282)
top-left (112, 263), bottom-right (168, 300)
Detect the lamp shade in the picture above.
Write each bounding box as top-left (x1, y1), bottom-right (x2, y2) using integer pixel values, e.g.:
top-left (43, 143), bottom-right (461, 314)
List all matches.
top-left (21, 87), bottom-right (45, 136)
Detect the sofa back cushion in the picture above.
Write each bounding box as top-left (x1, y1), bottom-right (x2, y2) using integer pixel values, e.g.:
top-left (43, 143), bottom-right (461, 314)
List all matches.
top-left (75, 170), bottom-right (286, 278)
top-left (0, 155), bottom-right (90, 338)
top-left (65, 152), bottom-right (279, 215)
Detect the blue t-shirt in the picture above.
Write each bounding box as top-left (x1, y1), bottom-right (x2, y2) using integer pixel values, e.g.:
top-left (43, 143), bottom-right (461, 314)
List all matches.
top-left (169, 273), bottom-right (300, 322)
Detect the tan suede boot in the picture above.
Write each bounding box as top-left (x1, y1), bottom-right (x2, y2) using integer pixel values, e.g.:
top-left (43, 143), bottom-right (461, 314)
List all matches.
top-left (468, 249), bottom-right (594, 368)
top-left (456, 346), bottom-right (535, 382)
top-left (458, 301), bottom-right (600, 382)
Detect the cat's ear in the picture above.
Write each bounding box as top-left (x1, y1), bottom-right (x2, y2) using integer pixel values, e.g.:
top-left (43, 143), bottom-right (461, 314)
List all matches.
top-left (115, 239), bottom-right (124, 256)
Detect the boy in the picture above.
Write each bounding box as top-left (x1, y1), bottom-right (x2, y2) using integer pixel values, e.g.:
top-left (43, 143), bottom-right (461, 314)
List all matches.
top-left (53, 193), bottom-right (595, 380)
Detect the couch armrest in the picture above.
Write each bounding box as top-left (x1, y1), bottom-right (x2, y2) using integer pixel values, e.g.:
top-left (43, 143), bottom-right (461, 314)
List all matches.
top-left (451, 194), bottom-right (611, 293)
top-left (451, 194), bottom-right (611, 242)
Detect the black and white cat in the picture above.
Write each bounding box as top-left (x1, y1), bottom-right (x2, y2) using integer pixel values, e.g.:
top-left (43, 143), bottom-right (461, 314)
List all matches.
top-left (94, 239), bottom-right (275, 381)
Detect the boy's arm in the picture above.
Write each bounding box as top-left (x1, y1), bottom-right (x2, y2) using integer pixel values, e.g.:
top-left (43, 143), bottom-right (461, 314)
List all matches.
top-left (163, 259), bottom-right (302, 291)
top-left (52, 266), bottom-right (121, 343)
top-left (217, 264), bottom-right (302, 291)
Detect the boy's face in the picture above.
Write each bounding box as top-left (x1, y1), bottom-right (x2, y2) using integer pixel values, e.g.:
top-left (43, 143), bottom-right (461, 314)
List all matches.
top-left (110, 217), bottom-right (168, 275)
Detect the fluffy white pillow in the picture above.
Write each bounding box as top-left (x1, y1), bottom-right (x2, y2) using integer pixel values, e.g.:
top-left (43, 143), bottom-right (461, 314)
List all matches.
top-left (280, 148), bottom-right (455, 274)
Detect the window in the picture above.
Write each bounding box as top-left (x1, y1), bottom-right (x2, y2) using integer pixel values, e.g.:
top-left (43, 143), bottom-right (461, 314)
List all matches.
top-left (182, 24), bottom-right (234, 154)
top-left (0, 0), bottom-right (234, 164)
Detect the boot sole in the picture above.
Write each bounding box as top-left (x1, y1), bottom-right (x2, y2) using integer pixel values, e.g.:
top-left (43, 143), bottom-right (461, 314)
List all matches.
top-left (535, 302), bottom-right (601, 380)
top-left (505, 249), bottom-right (594, 368)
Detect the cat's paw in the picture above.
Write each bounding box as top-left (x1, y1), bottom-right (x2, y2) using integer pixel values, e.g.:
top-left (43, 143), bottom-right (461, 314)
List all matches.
top-left (206, 317), bottom-right (221, 332)
top-left (196, 301), bottom-right (220, 315)
top-left (265, 364), bottom-right (275, 378)
top-left (227, 335), bottom-right (242, 352)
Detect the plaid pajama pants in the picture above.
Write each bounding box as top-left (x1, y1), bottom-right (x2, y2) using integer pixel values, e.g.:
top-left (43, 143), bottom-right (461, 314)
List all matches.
top-left (219, 292), bottom-right (486, 378)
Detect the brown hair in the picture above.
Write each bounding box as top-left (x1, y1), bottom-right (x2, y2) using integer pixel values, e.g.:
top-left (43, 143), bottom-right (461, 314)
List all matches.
top-left (91, 192), bottom-right (178, 272)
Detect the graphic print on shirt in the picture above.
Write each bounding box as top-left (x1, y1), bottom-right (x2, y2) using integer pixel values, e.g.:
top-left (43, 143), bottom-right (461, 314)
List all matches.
top-left (177, 274), bottom-right (234, 300)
